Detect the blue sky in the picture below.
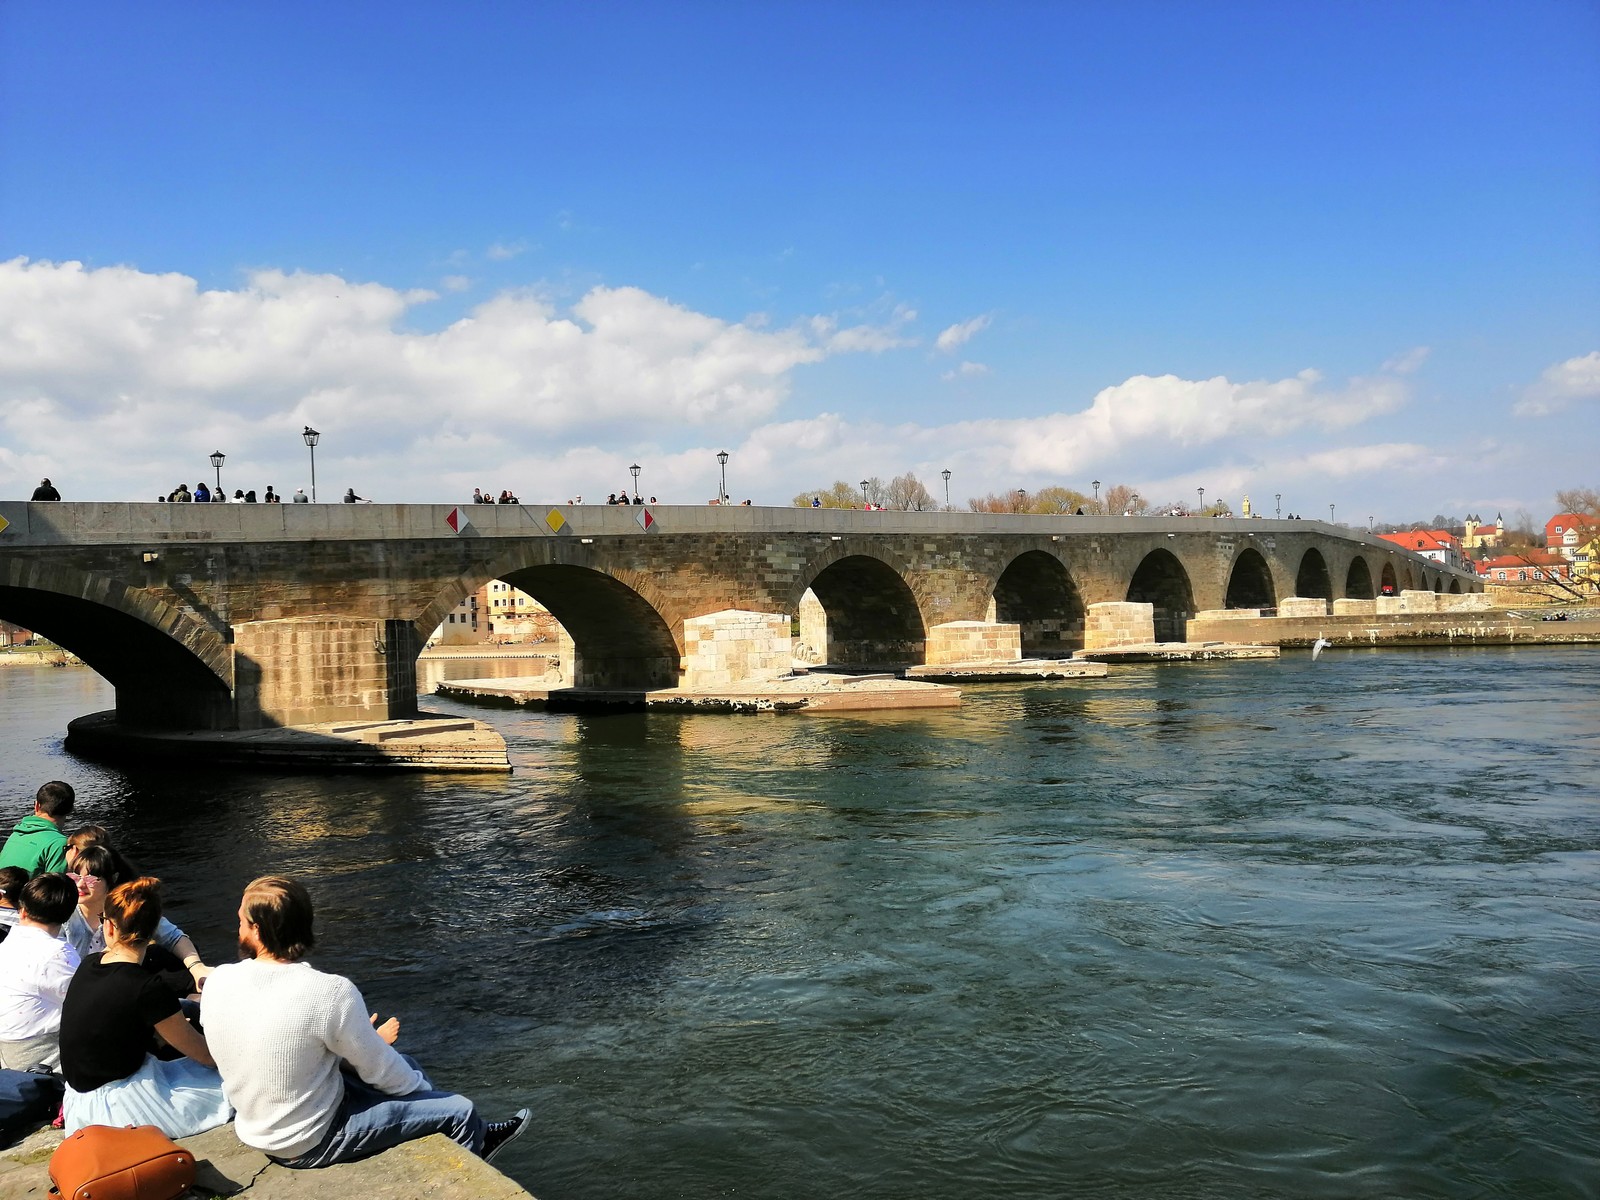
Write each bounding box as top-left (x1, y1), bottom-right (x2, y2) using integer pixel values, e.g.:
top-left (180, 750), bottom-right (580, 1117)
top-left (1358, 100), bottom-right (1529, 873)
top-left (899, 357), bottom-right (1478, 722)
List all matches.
top-left (2, 1), bottom-right (1596, 521)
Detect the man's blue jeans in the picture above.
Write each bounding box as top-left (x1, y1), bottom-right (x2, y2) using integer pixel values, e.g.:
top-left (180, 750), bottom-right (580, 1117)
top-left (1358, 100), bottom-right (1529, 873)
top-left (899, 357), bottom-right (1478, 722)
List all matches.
top-left (273, 1055), bottom-right (486, 1169)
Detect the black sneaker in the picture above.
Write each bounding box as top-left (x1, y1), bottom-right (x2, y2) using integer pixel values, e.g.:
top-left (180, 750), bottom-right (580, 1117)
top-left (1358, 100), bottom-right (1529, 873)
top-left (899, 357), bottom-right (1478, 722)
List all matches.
top-left (483, 1108), bottom-right (531, 1162)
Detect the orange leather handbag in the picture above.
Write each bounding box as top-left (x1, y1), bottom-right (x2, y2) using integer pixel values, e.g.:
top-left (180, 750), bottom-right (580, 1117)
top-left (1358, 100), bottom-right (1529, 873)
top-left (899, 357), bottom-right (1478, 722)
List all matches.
top-left (47, 1124), bottom-right (196, 1200)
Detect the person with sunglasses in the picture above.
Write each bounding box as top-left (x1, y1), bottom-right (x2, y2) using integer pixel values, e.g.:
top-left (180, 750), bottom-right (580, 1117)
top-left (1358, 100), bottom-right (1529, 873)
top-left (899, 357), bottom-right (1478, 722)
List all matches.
top-left (58, 877), bottom-right (231, 1136)
top-left (62, 845), bottom-right (211, 985)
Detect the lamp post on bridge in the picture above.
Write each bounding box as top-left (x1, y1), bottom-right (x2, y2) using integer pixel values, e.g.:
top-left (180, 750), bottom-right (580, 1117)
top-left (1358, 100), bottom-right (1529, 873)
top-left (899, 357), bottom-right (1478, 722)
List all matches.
top-left (302, 426), bottom-right (320, 501)
top-left (1275, 493), bottom-right (1281, 519)
top-left (1092, 479), bottom-right (1100, 510)
top-left (716, 450), bottom-right (729, 503)
top-left (209, 451), bottom-right (225, 498)
top-left (1197, 486), bottom-right (1205, 515)
top-left (860, 479), bottom-right (871, 508)
top-left (941, 468), bottom-right (951, 509)
top-left (1329, 503), bottom-right (1336, 524)
top-left (630, 463), bottom-right (640, 500)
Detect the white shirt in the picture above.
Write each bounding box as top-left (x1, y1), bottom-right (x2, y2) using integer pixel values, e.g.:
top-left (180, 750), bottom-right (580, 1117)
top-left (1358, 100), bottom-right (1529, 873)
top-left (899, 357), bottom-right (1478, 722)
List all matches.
top-left (201, 958), bottom-right (426, 1157)
top-left (0, 924), bottom-right (80, 1040)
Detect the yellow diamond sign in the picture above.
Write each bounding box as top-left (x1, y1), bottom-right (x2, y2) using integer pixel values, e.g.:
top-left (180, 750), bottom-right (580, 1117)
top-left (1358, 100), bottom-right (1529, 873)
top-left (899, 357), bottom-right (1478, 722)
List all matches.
top-left (0, 514), bottom-right (8, 535)
top-left (545, 508), bottom-right (567, 533)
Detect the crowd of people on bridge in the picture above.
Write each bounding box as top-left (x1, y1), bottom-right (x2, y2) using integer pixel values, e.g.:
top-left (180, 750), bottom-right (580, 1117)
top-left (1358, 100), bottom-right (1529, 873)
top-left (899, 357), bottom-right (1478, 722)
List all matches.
top-left (0, 782), bottom-right (527, 1167)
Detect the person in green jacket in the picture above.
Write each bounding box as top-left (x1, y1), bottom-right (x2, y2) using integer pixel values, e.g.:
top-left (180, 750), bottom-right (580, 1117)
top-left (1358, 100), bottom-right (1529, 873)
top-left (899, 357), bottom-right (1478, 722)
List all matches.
top-left (0, 782), bottom-right (76, 877)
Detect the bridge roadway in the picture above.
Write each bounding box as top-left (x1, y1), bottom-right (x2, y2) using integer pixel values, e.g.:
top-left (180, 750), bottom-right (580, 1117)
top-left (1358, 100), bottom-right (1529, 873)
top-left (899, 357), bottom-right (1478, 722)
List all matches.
top-left (0, 501), bottom-right (1478, 732)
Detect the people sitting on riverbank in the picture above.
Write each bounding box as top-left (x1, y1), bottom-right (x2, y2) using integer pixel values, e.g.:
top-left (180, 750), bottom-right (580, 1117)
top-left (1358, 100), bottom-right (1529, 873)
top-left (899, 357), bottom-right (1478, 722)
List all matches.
top-left (0, 873), bottom-right (79, 1071)
top-left (202, 875), bottom-right (528, 1168)
top-left (63, 844), bottom-right (211, 984)
top-left (0, 781), bottom-right (75, 877)
top-left (59, 877), bottom-right (231, 1137)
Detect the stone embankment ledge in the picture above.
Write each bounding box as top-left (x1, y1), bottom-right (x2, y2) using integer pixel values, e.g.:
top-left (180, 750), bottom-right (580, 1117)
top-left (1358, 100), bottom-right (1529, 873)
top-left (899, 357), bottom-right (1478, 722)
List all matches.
top-left (437, 672), bottom-right (962, 713)
top-left (65, 711), bottom-right (512, 772)
top-left (1186, 609), bottom-right (1600, 648)
top-left (0, 1123), bottom-right (534, 1199)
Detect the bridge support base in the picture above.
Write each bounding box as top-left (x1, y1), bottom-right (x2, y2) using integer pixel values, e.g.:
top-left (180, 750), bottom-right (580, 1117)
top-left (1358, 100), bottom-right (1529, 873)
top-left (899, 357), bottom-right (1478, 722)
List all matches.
top-left (1083, 602), bottom-right (1155, 650)
top-left (925, 621), bottom-right (1021, 665)
top-left (232, 617), bottom-right (419, 729)
top-left (682, 610), bottom-right (792, 689)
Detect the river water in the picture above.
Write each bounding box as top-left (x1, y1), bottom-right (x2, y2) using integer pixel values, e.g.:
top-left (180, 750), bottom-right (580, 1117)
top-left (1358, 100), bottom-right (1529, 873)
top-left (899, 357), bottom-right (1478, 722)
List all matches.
top-left (2, 647), bottom-right (1596, 1199)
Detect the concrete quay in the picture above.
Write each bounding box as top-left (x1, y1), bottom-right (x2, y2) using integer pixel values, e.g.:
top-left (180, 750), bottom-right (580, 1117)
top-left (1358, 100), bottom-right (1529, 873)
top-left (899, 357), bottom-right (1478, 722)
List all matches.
top-left (437, 672), bottom-right (962, 714)
top-left (1, 1123), bottom-right (533, 1199)
top-left (1186, 608), bottom-right (1600, 649)
top-left (906, 658), bottom-right (1109, 681)
top-left (65, 710), bottom-right (512, 772)
top-left (1074, 642), bottom-right (1280, 663)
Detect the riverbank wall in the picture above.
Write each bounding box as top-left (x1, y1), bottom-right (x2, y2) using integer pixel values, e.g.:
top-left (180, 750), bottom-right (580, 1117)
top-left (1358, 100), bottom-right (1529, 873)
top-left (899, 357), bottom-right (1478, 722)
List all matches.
top-left (1186, 608), bottom-right (1600, 648)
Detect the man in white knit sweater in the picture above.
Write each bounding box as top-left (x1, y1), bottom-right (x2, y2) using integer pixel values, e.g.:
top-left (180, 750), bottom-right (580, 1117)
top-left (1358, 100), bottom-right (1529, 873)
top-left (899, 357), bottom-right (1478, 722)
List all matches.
top-left (201, 875), bottom-right (527, 1168)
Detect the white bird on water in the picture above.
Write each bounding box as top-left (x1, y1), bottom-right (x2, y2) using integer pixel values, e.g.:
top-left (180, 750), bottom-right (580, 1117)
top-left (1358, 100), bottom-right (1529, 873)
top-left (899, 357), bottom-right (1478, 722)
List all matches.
top-left (1311, 637), bottom-right (1332, 661)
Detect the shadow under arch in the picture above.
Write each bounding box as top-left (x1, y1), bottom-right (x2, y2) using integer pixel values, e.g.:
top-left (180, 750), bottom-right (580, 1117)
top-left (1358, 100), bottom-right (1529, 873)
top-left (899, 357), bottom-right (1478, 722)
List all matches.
top-left (801, 553), bottom-right (926, 668)
top-left (1126, 549), bottom-right (1195, 642)
top-left (1449, 578), bottom-right (1463, 594)
top-left (1224, 547), bottom-right (1277, 609)
top-left (494, 564), bottom-right (681, 689)
top-left (0, 584), bottom-right (233, 729)
top-left (1345, 556), bottom-right (1375, 600)
top-left (992, 549), bottom-right (1086, 655)
top-left (1295, 548), bottom-right (1332, 598)
top-left (1380, 562), bottom-right (1398, 593)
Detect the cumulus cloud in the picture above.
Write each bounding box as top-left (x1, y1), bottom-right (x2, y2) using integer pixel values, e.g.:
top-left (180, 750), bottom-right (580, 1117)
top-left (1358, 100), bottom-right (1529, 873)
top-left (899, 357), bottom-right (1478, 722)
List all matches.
top-left (935, 314), bottom-right (990, 353)
top-left (1514, 351), bottom-right (1600, 416)
top-left (0, 257), bottom-right (1436, 511)
top-left (0, 258), bottom-right (907, 500)
top-left (485, 240), bottom-right (529, 261)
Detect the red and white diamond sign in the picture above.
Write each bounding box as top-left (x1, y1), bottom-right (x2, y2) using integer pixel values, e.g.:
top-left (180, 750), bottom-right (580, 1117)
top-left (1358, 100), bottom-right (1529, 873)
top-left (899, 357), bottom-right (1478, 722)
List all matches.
top-left (634, 506), bottom-right (654, 531)
top-left (445, 506), bottom-right (470, 534)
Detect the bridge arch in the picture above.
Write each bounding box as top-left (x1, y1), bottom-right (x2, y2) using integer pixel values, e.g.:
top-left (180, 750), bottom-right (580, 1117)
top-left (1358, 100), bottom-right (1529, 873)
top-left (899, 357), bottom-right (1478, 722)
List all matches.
top-left (1126, 549), bottom-right (1195, 642)
top-left (1295, 548), bottom-right (1332, 599)
top-left (1449, 578), bottom-right (1463, 594)
top-left (992, 549), bottom-right (1086, 655)
top-left (798, 552), bottom-right (926, 668)
top-left (1224, 547), bottom-right (1277, 609)
top-left (1380, 562), bottom-right (1398, 594)
top-left (422, 559), bottom-right (681, 690)
top-left (0, 564), bottom-right (233, 729)
top-left (1345, 556), bottom-right (1375, 600)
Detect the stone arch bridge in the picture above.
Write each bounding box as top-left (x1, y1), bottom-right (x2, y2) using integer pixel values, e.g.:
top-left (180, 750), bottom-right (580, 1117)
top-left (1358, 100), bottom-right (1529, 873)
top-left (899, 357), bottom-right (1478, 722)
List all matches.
top-left (0, 502), bottom-right (1477, 731)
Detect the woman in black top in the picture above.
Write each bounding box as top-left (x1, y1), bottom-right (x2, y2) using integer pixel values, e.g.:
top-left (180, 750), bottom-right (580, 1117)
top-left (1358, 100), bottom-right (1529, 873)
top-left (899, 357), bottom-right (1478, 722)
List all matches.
top-left (58, 877), bottom-right (232, 1137)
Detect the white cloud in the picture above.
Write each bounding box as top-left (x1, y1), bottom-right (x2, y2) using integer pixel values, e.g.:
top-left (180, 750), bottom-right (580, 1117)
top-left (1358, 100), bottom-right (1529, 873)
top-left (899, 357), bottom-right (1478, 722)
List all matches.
top-left (441, 275), bottom-right (472, 293)
top-left (1381, 346), bottom-right (1430, 374)
top-left (935, 314), bottom-right (990, 353)
top-left (941, 361), bottom-right (988, 381)
top-left (1514, 351), bottom-right (1600, 416)
top-left (485, 240), bottom-right (529, 261)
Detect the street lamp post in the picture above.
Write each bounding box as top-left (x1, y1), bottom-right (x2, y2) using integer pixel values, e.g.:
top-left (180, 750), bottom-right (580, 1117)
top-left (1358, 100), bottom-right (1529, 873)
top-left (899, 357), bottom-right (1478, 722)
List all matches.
top-left (629, 463), bottom-right (640, 499)
top-left (1092, 479), bottom-right (1101, 509)
top-left (941, 468), bottom-right (951, 509)
top-left (1016, 488), bottom-right (1026, 513)
top-left (302, 426), bottom-right (319, 501)
top-left (1197, 486), bottom-right (1205, 515)
top-left (209, 451), bottom-right (225, 498)
top-left (1329, 503), bottom-right (1336, 523)
top-left (716, 450), bottom-right (729, 502)
top-left (860, 479), bottom-right (870, 507)
top-left (1275, 493), bottom-right (1281, 519)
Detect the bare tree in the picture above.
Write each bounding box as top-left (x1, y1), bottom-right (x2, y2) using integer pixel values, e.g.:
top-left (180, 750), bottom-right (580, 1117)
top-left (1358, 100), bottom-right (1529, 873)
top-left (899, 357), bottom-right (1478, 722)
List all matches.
top-left (1555, 487), bottom-right (1600, 516)
top-left (792, 481), bottom-right (870, 509)
top-left (1102, 484), bottom-right (1146, 515)
top-left (883, 472), bottom-right (936, 511)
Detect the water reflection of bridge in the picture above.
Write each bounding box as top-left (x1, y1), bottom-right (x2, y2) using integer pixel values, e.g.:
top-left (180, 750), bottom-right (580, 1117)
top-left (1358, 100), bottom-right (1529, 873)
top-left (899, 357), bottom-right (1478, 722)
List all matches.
top-left (0, 502), bottom-right (1477, 732)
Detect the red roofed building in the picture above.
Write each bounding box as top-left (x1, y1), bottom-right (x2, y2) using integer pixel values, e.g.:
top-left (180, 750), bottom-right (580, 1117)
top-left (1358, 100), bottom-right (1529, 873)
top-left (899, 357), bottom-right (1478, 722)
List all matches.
top-left (1474, 550), bottom-right (1572, 583)
top-left (1545, 512), bottom-right (1600, 563)
top-left (1378, 529), bottom-right (1468, 570)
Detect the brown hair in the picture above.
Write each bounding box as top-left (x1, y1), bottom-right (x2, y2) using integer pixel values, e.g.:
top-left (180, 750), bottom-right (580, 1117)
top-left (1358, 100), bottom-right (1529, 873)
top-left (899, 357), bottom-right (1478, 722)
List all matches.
top-left (104, 877), bottom-right (163, 945)
top-left (242, 875), bottom-right (315, 961)
top-left (19, 873), bottom-right (76, 924)
top-left (67, 824), bottom-right (110, 853)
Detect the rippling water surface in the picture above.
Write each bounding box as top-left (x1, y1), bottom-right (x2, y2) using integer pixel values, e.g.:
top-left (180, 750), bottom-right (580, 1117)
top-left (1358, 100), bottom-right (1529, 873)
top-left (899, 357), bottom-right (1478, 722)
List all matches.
top-left (2, 647), bottom-right (1597, 1198)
